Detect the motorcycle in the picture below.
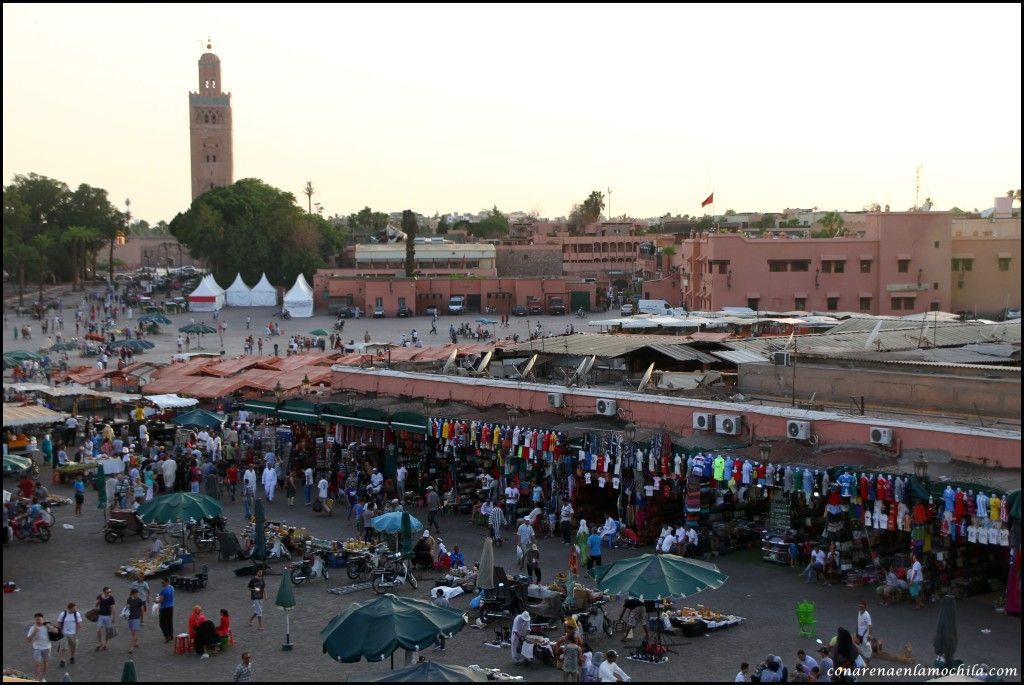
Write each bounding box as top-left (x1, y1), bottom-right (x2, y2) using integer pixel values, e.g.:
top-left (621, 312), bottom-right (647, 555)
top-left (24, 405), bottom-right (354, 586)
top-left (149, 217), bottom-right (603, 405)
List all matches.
top-left (290, 548), bottom-right (330, 585)
top-left (345, 546), bottom-right (381, 581)
top-left (576, 308), bottom-right (587, 318)
top-left (333, 319), bottom-right (345, 332)
top-left (103, 512), bottom-right (153, 544)
top-left (13, 516), bottom-right (52, 543)
top-left (574, 599), bottom-right (614, 637)
top-left (371, 552), bottom-right (418, 594)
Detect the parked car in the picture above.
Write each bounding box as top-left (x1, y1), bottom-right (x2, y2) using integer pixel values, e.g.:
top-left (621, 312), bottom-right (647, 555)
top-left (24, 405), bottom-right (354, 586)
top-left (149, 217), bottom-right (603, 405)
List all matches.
top-left (338, 306), bottom-right (363, 319)
top-left (511, 304), bottom-right (528, 317)
top-left (547, 297), bottom-right (566, 315)
top-left (397, 305), bottom-right (413, 318)
top-left (620, 303), bottom-right (635, 316)
top-left (448, 296), bottom-right (465, 315)
top-left (425, 305), bottom-right (439, 317)
top-left (998, 307), bottom-right (1021, 321)
top-left (373, 306), bottom-right (385, 318)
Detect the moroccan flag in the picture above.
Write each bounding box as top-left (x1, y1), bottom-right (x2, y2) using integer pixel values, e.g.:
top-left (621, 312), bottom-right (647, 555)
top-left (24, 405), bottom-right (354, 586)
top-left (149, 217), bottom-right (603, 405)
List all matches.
top-left (701, 193), bottom-right (714, 208)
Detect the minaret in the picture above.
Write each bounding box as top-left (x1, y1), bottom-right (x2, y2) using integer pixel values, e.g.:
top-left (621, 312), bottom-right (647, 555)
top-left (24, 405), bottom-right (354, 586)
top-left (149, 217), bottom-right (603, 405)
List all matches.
top-left (189, 41), bottom-right (233, 200)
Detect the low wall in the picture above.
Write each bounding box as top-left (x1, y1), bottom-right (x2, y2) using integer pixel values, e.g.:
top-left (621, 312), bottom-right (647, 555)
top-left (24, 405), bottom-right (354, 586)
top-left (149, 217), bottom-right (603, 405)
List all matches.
top-left (738, 362), bottom-right (1020, 420)
top-left (330, 367), bottom-right (1021, 468)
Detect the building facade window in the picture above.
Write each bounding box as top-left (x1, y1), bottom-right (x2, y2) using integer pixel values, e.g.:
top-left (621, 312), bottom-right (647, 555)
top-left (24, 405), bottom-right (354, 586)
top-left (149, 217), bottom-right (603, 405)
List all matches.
top-left (790, 260), bottom-right (810, 272)
top-left (820, 260), bottom-right (846, 273)
top-left (768, 260), bottom-right (788, 272)
top-left (794, 297), bottom-right (807, 311)
top-left (930, 301), bottom-right (941, 311)
top-left (826, 297), bottom-right (839, 311)
top-left (890, 296), bottom-right (915, 311)
top-left (951, 258), bottom-right (974, 272)
top-left (897, 259), bottom-right (910, 273)
top-left (747, 298), bottom-right (759, 311)
top-left (375, 297), bottom-right (383, 307)
top-left (998, 257), bottom-right (1011, 271)
top-left (860, 259), bottom-right (872, 273)
top-left (859, 297), bottom-right (872, 312)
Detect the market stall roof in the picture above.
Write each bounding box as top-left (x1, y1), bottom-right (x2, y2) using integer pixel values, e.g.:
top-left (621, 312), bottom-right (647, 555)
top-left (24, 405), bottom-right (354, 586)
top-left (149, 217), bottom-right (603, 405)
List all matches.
top-left (2, 403), bottom-right (70, 428)
top-left (389, 410), bottom-right (428, 434)
top-left (277, 399), bottom-right (319, 423)
top-left (144, 394), bottom-right (199, 410)
top-left (242, 399), bottom-right (278, 414)
top-left (2, 382), bottom-right (52, 393)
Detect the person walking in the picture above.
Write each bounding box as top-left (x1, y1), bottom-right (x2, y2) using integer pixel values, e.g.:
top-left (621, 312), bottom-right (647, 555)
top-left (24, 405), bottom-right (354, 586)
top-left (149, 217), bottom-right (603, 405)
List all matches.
top-left (284, 470), bottom-right (297, 507)
top-left (125, 588), bottom-right (146, 653)
top-left (396, 465), bottom-right (407, 502)
top-left (487, 503), bottom-right (507, 545)
top-left (232, 651), bottom-right (254, 682)
top-left (261, 464), bottom-right (277, 503)
top-left (157, 577), bottom-right (175, 643)
top-left (303, 466), bottom-right (314, 506)
top-left (426, 486), bottom-right (442, 533)
top-left (94, 586), bottom-right (117, 651)
top-left (56, 602), bottom-right (82, 668)
top-left (73, 475), bottom-right (86, 516)
top-left (128, 573), bottom-right (150, 626)
top-left (525, 543), bottom-right (542, 583)
top-left (856, 599), bottom-right (873, 648)
top-left (432, 589), bottom-right (448, 652)
top-left (516, 517), bottom-right (535, 570)
top-left (560, 501), bottom-right (575, 544)
top-left (586, 526), bottom-right (604, 572)
top-left (26, 613), bottom-right (54, 682)
top-left (247, 570), bottom-right (265, 630)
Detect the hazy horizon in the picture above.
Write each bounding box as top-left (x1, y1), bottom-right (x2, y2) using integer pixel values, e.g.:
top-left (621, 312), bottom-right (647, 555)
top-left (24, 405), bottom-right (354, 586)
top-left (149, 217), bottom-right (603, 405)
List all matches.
top-left (3, 3), bottom-right (1021, 224)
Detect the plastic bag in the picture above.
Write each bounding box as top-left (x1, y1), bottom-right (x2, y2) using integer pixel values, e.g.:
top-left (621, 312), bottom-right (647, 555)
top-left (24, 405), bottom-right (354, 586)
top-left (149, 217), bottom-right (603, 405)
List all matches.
top-left (151, 602), bottom-right (160, 617)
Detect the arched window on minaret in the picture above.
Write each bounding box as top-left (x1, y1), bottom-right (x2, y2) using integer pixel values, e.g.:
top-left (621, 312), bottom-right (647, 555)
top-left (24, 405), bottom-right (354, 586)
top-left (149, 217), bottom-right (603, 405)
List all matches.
top-left (204, 114), bottom-right (209, 124)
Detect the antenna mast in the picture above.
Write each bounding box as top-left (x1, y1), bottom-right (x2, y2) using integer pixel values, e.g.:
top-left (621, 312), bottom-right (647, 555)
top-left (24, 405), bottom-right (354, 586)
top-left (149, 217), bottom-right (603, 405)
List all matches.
top-left (915, 165), bottom-right (922, 209)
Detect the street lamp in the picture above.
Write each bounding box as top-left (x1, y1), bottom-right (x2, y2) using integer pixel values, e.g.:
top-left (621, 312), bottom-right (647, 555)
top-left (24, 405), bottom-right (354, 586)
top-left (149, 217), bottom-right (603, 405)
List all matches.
top-left (302, 374), bottom-right (310, 395)
top-left (623, 422), bottom-right (636, 442)
top-left (422, 396), bottom-right (437, 416)
top-left (914, 457), bottom-right (929, 481)
top-left (758, 440), bottom-right (772, 464)
top-left (507, 407), bottom-right (520, 426)
top-left (274, 381), bottom-right (284, 404)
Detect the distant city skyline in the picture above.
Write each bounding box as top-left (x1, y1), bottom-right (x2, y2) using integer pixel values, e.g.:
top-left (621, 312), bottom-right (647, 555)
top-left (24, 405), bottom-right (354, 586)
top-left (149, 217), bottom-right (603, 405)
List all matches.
top-left (3, 3), bottom-right (1021, 224)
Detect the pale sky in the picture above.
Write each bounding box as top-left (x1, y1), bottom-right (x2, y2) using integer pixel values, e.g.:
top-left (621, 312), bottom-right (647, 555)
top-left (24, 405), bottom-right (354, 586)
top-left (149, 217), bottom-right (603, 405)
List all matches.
top-left (3, 3), bottom-right (1021, 224)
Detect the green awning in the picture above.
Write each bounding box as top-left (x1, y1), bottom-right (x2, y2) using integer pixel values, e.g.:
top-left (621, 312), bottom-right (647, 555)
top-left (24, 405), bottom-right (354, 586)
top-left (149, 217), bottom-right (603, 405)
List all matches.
top-left (321, 403), bottom-right (354, 423)
top-left (243, 400), bottom-right (278, 414)
top-left (390, 411), bottom-right (427, 434)
top-left (277, 400), bottom-right (320, 424)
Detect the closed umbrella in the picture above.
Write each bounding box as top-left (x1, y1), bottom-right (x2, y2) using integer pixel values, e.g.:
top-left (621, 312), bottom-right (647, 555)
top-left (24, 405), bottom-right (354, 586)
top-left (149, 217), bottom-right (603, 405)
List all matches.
top-left (933, 595), bottom-right (958, 667)
top-left (400, 511), bottom-right (413, 556)
top-left (357, 662), bottom-right (488, 682)
top-left (120, 658), bottom-right (137, 682)
top-left (478, 537), bottom-right (495, 591)
top-left (252, 500), bottom-right (267, 561)
top-left (321, 594), bottom-right (467, 666)
top-left (275, 569), bottom-right (296, 651)
top-left (136, 492), bottom-right (222, 524)
top-left (373, 512), bottom-right (423, 535)
top-left (591, 553), bottom-right (728, 600)
top-left (308, 328), bottom-right (330, 336)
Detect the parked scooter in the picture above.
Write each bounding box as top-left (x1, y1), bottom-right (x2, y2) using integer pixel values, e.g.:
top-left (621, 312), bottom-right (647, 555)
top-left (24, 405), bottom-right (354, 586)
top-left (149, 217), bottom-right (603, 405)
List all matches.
top-left (289, 547), bottom-right (330, 585)
top-left (102, 512), bottom-right (154, 544)
top-left (371, 552), bottom-right (418, 594)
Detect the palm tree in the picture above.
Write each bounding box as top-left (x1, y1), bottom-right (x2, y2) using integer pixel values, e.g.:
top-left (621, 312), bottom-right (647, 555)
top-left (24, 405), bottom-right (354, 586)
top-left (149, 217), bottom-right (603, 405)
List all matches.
top-left (818, 211), bottom-right (846, 237)
top-left (62, 225), bottom-right (101, 291)
top-left (303, 181), bottom-right (315, 214)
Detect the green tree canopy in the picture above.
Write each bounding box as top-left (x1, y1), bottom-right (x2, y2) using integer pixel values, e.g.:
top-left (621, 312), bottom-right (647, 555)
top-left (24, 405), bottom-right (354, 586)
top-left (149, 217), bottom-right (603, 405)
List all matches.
top-left (401, 209), bottom-right (418, 277)
top-left (169, 178), bottom-right (344, 286)
top-left (470, 205), bottom-right (509, 239)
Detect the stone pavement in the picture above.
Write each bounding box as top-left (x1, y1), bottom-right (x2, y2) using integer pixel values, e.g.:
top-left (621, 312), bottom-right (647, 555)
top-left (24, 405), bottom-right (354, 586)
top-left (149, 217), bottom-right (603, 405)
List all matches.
top-left (2, 475), bottom-right (1020, 682)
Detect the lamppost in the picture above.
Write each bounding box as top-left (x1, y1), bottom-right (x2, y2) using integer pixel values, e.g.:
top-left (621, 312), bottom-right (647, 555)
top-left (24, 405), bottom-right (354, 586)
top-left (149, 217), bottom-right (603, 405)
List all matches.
top-left (623, 422), bottom-right (637, 443)
top-left (913, 457), bottom-right (929, 481)
top-left (274, 381), bottom-right (284, 405)
top-left (301, 374), bottom-right (310, 395)
top-left (422, 396), bottom-right (437, 417)
top-left (507, 406), bottom-right (520, 426)
top-left (758, 440), bottom-right (772, 490)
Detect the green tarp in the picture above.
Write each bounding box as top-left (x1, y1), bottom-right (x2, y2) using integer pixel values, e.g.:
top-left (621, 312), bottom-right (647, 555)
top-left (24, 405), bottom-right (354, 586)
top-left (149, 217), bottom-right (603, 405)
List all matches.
top-left (243, 400), bottom-right (278, 414)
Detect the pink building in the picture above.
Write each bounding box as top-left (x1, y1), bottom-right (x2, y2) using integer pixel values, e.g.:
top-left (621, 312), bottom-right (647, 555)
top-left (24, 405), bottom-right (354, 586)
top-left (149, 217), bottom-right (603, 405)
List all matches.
top-left (679, 212), bottom-right (954, 315)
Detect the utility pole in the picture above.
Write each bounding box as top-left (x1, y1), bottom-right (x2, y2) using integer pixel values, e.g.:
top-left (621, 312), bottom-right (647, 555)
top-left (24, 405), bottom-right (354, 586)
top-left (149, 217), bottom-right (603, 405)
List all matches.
top-left (607, 187), bottom-right (612, 221)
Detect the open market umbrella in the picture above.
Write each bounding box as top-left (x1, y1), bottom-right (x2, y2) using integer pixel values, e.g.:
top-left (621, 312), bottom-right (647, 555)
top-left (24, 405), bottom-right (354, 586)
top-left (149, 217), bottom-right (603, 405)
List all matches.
top-left (108, 339), bottom-right (155, 352)
top-left (478, 536), bottom-right (495, 591)
top-left (591, 553), bottom-right (728, 600)
top-left (308, 328), bottom-right (330, 336)
top-left (373, 511), bottom-right (423, 535)
top-left (119, 658), bottom-right (137, 682)
top-left (49, 341), bottom-right (79, 352)
top-left (172, 409), bottom-right (226, 428)
top-left (138, 313), bottom-right (172, 325)
top-left (178, 323), bottom-right (216, 335)
top-left (252, 500), bottom-right (267, 561)
top-left (136, 492), bottom-right (222, 524)
top-left (933, 595), bottom-right (958, 667)
top-left (475, 319), bottom-right (497, 325)
top-left (321, 594), bottom-right (468, 665)
top-left (275, 568), bottom-right (296, 650)
top-left (357, 661), bottom-right (488, 682)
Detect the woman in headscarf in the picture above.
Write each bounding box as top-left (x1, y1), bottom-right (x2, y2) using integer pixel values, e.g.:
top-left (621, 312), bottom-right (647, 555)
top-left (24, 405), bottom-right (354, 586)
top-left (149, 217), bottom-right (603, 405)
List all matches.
top-left (576, 519), bottom-right (590, 568)
top-left (511, 609), bottom-right (531, 664)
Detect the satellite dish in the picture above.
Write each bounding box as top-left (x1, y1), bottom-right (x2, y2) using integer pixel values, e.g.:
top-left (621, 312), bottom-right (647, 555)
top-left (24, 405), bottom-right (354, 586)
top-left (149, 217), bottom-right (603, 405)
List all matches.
top-left (476, 350), bottom-right (493, 373)
top-left (519, 353), bottom-right (538, 380)
top-left (638, 362), bottom-right (656, 392)
top-left (864, 320), bottom-right (883, 350)
top-left (441, 348), bottom-right (458, 374)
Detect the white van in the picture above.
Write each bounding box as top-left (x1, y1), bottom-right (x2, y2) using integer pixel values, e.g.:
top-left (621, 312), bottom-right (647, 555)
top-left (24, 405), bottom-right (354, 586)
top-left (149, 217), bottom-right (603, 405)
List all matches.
top-left (637, 299), bottom-right (674, 315)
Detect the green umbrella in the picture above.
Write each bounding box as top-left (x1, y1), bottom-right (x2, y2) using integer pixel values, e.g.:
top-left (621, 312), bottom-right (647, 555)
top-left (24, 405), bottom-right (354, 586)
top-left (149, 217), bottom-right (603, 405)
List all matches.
top-left (276, 568), bottom-right (296, 651)
top-left (400, 511), bottom-right (413, 556)
top-left (120, 658), bottom-right (137, 682)
top-left (308, 328), bottom-right (330, 336)
top-left (136, 492), bottom-right (222, 524)
top-left (478, 537), bottom-right (495, 591)
top-left (252, 500), bottom-right (267, 561)
top-left (108, 339), bottom-right (155, 352)
top-left (178, 323), bottom-right (216, 335)
top-left (357, 662), bottom-right (488, 682)
top-left (4, 350), bottom-right (43, 361)
top-left (591, 553), bottom-right (728, 600)
top-left (321, 594), bottom-right (468, 664)
top-left (172, 409), bottom-right (226, 428)
top-left (49, 341), bottom-right (79, 352)
top-left (139, 313), bottom-right (172, 325)
top-left (373, 512), bottom-right (423, 534)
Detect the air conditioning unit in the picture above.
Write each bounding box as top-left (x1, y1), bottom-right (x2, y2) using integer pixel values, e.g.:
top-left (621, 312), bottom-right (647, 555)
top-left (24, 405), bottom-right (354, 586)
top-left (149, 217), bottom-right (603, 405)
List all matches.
top-left (595, 398), bottom-right (617, 416)
top-left (773, 351), bottom-right (791, 366)
top-left (787, 420), bottom-right (811, 440)
top-left (692, 412), bottom-right (715, 431)
top-left (547, 392), bottom-right (564, 408)
top-left (869, 427), bottom-right (893, 446)
top-left (716, 414), bottom-right (743, 436)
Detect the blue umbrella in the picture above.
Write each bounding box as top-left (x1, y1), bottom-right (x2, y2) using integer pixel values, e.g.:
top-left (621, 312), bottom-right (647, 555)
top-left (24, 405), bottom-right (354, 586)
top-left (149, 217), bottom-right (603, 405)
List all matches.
top-left (475, 318), bottom-right (498, 325)
top-left (372, 512), bottom-right (423, 534)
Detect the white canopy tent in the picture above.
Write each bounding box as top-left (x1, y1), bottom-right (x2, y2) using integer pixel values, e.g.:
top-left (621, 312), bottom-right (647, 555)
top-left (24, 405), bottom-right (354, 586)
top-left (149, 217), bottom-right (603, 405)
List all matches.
top-left (188, 274), bottom-right (226, 312)
top-left (282, 274), bottom-right (314, 318)
top-left (144, 394), bottom-right (200, 410)
top-left (225, 273), bottom-right (253, 307)
top-left (250, 273), bottom-right (278, 307)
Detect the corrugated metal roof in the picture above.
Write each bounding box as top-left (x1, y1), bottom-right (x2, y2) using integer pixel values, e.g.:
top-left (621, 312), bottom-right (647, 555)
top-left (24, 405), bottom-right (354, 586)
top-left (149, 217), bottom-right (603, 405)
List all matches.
top-left (501, 333), bottom-right (695, 359)
top-left (644, 344), bottom-right (718, 364)
top-left (712, 349), bottom-right (769, 364)
top-left (3, 403), bottom-right (69, 427)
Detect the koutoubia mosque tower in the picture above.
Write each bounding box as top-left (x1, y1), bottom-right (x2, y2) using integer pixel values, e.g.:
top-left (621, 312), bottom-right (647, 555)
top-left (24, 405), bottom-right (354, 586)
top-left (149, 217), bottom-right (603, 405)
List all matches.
top-left (189, 43), bottom-right (233, 200)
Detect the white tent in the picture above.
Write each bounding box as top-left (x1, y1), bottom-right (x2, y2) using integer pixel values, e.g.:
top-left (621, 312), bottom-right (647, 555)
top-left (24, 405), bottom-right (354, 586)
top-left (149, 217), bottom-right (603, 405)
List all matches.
top-left (282, 274), bottom-right (314, 318)
top-left (225, 273), bottom-right (253, 307)
top-left (250, 273), bottom-right (278, 307)
top-left (187, 274), bottom-right (225, 311)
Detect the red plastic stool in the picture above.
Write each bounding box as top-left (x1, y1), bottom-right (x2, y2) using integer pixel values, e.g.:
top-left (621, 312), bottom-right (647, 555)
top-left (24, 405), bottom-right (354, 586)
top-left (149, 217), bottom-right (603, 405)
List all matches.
top-left (174, 634), bottom-right (192, 655)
